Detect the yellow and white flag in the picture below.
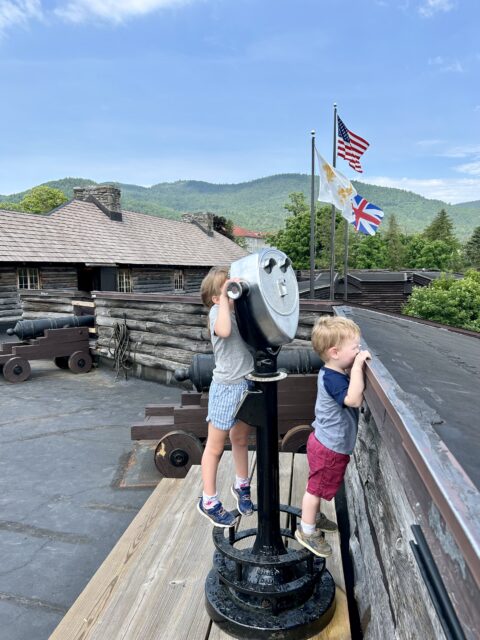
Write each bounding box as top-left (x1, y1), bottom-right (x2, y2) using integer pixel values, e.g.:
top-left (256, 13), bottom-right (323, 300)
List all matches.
top-left (316, 150), bottom-right (356, 222)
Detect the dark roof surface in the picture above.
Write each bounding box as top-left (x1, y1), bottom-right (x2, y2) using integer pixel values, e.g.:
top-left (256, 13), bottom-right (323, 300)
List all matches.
top-left (344, 306), bottom-right (480, 490)
top-left (412, 271), bottom-right (464, 280)
top-left (348, 271), bottom-right (408, 282)
top-left (297, 271), bottom-right (335, 294)
top-left (0, 200), bottom-right (247, 266)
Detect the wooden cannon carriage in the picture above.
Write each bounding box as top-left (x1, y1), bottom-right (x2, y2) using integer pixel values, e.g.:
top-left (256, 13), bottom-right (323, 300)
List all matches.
top-left (131, 355), bottom-right (320, 478)
top-left (0, 316), bottom-right (94, 383)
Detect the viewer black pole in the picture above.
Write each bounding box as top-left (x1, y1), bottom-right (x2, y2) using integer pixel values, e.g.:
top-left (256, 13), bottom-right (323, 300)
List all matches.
top-left (252, 351), bottom-right (286, 556)
top-left (309, 130), bottom-right (316, 300)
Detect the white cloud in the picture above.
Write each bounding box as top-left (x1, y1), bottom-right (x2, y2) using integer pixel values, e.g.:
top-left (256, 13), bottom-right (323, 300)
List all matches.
top-left (416, 139), bottom-right (444, 147)
top-left (441, 145), bottom-right (480, 159)
top-left (419, 0), bottom-right (455, 18)
top-left (54, 0), bottom-right (193, 24)
top-left (0, 0), bottom-right (42, 34)
top-left (428, 55), bottom-right (463, 73)
top-left (360, 175), bottom-right (480, 204)
top-left (443, 60), bottom-right (463, 73)
top-left (455, 160), bottom-right (480, 177)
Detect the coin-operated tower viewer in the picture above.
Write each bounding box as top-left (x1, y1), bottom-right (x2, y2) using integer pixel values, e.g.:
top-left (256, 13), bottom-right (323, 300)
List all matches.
top-left (204, 248), bottom-right (337, 639)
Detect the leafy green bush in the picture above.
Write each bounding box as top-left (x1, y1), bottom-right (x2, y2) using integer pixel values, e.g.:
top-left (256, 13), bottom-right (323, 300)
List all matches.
top-left (403, 270), bottom-right (480, 332)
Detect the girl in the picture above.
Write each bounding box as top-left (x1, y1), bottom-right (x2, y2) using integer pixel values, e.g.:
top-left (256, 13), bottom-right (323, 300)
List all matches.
top-left (197, 266), bottom-right (255, 527)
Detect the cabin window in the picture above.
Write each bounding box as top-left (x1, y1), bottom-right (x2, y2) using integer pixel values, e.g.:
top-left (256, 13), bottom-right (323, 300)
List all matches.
top-left (174, 269), bottom-right (185, 292)
top-left (117, 268), bottom-right (133, 293)
top-left (17, 267), bottom-right (40, 290)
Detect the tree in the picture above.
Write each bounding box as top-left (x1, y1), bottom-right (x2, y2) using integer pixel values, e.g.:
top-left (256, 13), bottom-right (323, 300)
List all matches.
top-left (464, 226), bottom-right (480, 268)
top-left (384, 214), bottom-right (405, 269)
top-left (403, 270), bottom-right (480, 332)
top-left (213, 215), bottom-right (234, 240)
top-left (423, 209), bottom-right (455, 242)
top-left (0, 200), bottom-right (22, 211)
top-left (403, 234), bottom-right (463, 271)
top-left (349, 232), bottom-right (389, 269)
top-left (0, 185), bottom-right (68, 214)
top-left (267, 192), bottom-right (338, 269)
top-left (212, 214), bottom-right (248, 248)
top-left (19, 186), bottom-right (68, 213)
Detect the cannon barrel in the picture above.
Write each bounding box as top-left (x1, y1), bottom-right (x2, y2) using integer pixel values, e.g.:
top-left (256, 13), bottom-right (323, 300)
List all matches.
top-left (175, 348), bottom-right (323, 392)
top-left (6, 315), bottom-right (95, 341)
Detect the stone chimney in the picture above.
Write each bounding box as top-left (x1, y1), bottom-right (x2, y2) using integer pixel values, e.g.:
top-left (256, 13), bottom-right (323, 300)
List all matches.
top-left (181, 211), bottom-right (214, 236)
top-left (73, 185), bottom-right (122, 221)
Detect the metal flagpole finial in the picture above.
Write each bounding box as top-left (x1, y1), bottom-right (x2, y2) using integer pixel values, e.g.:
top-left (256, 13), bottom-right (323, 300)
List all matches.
top-left (311, 130), bottom-right (315, 136)
top-left (333, 102), bottom-right (337, 108)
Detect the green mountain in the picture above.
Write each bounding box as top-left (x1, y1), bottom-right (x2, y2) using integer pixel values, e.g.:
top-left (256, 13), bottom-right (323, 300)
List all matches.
top-left (1, 175), bottom-right (478, 239)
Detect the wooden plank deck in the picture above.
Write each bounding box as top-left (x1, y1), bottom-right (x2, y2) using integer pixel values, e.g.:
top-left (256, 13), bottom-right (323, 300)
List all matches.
top-left (49, 452), bottom-right (351, 640)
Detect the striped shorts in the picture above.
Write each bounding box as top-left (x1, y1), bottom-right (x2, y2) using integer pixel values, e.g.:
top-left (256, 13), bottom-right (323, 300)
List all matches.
top-left (207, 379), bottom-right (250, 431)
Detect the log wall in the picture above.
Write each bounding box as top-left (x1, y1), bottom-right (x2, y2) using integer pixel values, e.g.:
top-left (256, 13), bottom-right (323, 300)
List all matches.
top-left (343, 277), bottom-right (411, 313)
top-left (93, 294), bottom-right (210, 384)
top-left (92, 294), bottom-right (333, 384)
top-left (351, 282), bottom-right (411, 313)
top-left (20, 290), bottom-right (92, 320)
top-left (0, 267), bottom-right (21, 322)
top-left (344, 410), bottom-right (448, 639)
top-left (130, 267), bottom-right (209, 294)
top-left (40, 266), bottom-right (78, 290)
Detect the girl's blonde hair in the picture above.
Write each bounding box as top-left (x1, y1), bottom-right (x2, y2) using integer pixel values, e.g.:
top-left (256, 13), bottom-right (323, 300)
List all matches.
top-left (200, 266), bottom-right (229, 309)
top-left (311, 316), bottom-right (360, 359)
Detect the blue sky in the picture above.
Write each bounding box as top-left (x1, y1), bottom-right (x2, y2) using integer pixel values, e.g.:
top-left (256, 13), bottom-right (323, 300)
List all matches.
top-left (0, 0), bottom-right (479, 203)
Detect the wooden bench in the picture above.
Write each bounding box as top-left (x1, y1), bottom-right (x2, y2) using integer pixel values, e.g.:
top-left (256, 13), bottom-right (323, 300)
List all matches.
top-left (49, 452), bottom-right (351, 639)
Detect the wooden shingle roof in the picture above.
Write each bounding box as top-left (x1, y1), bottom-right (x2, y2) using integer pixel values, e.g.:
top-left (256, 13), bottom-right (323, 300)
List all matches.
top-left (0, 200), bottom-right (248, 266)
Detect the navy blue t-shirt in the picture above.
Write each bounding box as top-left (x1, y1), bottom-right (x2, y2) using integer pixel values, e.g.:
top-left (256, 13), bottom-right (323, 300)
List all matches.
top-left (311, 367), bottom-right (359, 455)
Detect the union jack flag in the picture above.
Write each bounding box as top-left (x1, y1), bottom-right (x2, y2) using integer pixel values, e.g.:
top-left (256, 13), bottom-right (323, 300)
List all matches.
top-left (337, 115), bottom-right (370, 173)
top-left (351, 195), bottom-right (384, 235)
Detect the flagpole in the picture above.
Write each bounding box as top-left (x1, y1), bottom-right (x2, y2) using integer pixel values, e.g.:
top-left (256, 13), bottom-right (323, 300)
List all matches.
top-left (329, 103), bottom-right (337, 301)
top-left (343, 215), bottom-right (349, 301)
top-left (309, 130), bottom-right (316, 299)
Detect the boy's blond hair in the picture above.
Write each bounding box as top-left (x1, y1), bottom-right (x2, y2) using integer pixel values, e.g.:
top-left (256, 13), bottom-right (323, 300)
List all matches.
top-left (200, 266), bottom-right (229, 310)
top-left (311, 316), bottom-right (361, 359)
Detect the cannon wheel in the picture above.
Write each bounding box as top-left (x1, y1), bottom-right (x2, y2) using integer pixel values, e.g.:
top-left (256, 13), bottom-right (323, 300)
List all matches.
top-left (280, 425), bottom-right (313, 454)
top-left (154, 430), bottom-right (204, 478)
top-left (54, 356), bottom-right (69, 369)
top-left (68, 351), bottom-right (92, 374)
top-left (3, 357), bottom-right (31, 383)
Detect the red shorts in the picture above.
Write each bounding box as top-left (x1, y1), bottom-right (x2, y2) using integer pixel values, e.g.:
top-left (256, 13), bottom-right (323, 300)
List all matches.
top-left (306, 432), bottom-right (350, 500)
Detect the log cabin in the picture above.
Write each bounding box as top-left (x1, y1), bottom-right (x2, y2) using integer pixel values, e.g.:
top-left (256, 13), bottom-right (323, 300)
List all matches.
top-left (0, 185), bottom-right (247, 327)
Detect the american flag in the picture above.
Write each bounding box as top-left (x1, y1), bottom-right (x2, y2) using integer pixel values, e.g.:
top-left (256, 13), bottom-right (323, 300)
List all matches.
top-left (351, 195), bottom-right (384, 235)
top-left (337, 116), bottom-right (370, 173)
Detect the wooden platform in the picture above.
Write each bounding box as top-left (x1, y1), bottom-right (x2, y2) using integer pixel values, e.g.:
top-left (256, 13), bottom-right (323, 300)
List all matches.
top-left (49, 452), bottom-right (351, 640)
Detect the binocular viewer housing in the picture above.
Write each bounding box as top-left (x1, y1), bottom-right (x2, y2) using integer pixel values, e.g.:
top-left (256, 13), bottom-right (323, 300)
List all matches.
top-left (227, 248), bottom-right (299, 351)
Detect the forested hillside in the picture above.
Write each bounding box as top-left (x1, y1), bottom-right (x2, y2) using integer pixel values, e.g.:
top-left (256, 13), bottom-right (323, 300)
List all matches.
top-left (1, 174), bottom-right (478, 239)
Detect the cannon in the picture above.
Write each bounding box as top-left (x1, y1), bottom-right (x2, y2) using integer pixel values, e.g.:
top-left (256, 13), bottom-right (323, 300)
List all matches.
top-left (174, 349), bottom-right (322, 392)
top-left (131, 350), bottom-right (321, 477)
top-left (7, 315), bottom-right (95, 340)
top-left (0, 315), bottom-right (94, 383)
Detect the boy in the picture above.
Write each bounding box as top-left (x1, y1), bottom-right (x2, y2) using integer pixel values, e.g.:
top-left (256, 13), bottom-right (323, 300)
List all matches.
top-left (295, 316), bottom-right (371, 557)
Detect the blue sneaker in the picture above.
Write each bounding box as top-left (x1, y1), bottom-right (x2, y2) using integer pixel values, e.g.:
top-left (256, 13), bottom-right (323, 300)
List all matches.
top-left (231, 484), bottom-right (254, 516)
top-left (197, 498), bottom-right (236, 528)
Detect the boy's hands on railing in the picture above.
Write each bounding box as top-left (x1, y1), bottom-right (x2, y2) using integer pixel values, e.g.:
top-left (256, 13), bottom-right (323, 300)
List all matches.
top-left (345, 350), bottom-right (371, 408)
top-left (351, 350), bottom-right (371, 370)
